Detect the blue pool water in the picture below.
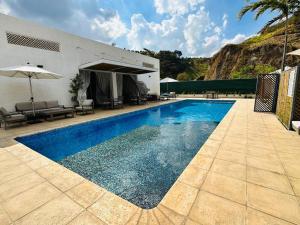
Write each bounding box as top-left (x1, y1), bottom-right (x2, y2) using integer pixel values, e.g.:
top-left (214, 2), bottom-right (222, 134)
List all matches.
top-left (16, 100), bottom-right (234, 208)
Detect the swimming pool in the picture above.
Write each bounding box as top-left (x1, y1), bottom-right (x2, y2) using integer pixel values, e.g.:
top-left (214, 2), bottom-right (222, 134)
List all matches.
top-left (16, 100), bottom-right (234, 208)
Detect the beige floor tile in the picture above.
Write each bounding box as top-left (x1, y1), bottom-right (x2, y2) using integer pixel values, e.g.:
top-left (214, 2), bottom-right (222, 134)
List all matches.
top-left (185, 219), bottom-right (201, 225)
top-left (247, 147), bottom-right (278, 160)
top-left (68, 211), bottom-right (106, 225)
top-left (15, 194), bottom-right (83, 225)
top-left (277, 152), bottom-right (300, 164)
top-left (0, 205), bottom-right (11, 225)
top-left (0, 172), bottom-right (45, 201)
top-left (49, 170), bottom-right (84, 192)
top-left (66, 181), bottom-right (106, 208)
top-left (198, 145), bottom-right (218, 157)
top-left (125, 209), bottom-right (141, 225)
top-left (7, 144), bottom-right (40, 162)
top-left (148, 210), bottom-right (160, 225)
top-left (161, 181), bottom-right (198, 216)
top-left (202, 172), bottom-right (246, 204)
top-left (211, 159), bottom-right (246, 180)
top-left (0, 164), bottom-right (32, 185)
top-left (0, 151), bottom-right (16, 162)
top-left (223, 136), bottom-right (247, 146)
top-left (88, 191), bottom-right (138, 225)
top-left (3, 182), bottom-right (61, 221)
top-left (26, 157), bottom-right (51, 170)
top-left (178, 164), bottom-right (207, 188)
top-left (247, 167), bottom-right (293, 194)
top-left (216, 150), bottom-right (246, 164)
top-left (36, 163), bottom-right (67, 180)
top-left (247, 141), bottom-right (275, 150)
top-left (153, 207), bottom-right (173, 225)
top-left (220, 142), bottom-right (247, 154)
top-left (289, 177), bottom-right (300, 196)
top-left (157, 205), bottom-right (185, 225)
top-left (137, 210), bottom-right (148, 225)
top-left (190, 155), bottom-right (214, 170)
top-left (247, 156), bottom-right (285, 174)
top-left (246, 208), bottom-right (294, 225)
top-left (247, 183), bottom-right (300, 224)
top-left (0, 158), bottom-right (22, 171)
top-left (283, 162), bottom-right (300, 179)
top-left (189, 191), bottom-right (246, 225)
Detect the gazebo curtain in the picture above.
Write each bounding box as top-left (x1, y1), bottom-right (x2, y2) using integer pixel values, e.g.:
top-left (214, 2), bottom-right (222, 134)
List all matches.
top-left (117, 74), bottom-right (123, 97)
top-left (77, 70), bottom-right (91, 104)
top-left (95, 71), bottom-right (111, 104)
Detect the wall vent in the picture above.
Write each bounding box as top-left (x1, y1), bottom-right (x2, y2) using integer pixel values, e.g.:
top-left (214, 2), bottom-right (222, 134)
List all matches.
top-left (6, 32), bottom-right (60, 52)
top-left (142, 62), bottom-right (154, 69)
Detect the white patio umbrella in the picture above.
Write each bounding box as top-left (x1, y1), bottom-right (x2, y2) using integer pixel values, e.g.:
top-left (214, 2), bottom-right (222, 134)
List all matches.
top-left (160, 77), bottom-right (178, 92)
top-left (288, 49), bottom-right (300, 56)
top-left (0, 65), bottom-right (63, 116)
top-left (160, 77), bottom-right (178, 83)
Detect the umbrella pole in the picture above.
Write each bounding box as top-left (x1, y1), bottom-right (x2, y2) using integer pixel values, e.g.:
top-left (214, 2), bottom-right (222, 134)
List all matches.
top-left (28, 75), bottom-right (35, 116)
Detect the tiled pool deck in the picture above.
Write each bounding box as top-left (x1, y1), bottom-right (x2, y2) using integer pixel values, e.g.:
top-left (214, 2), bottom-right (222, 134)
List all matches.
top-left (0, 99), bottom-right (300, 225)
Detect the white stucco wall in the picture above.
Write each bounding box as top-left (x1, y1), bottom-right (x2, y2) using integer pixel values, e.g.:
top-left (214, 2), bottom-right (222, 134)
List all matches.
top-left (0, 13), bottom-right (160, 111)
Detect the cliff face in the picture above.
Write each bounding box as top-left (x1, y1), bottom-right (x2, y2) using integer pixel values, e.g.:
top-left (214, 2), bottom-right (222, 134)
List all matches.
top-left (205, 17), bottom-right (300, 80)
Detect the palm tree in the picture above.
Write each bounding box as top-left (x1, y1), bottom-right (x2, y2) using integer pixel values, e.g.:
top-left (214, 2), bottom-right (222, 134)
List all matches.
top-left (239, 0), bottom-right (300, 72)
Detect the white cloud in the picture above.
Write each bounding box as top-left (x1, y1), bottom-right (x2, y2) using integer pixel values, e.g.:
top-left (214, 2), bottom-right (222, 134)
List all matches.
top-left (0, 0), bottom-right (10, 14)
top-left (127, 13), bottom-right (185, 51)
top-left (222, 14), bottom-right (228, 28)
top-left (222, 33), bottom-right (249, 46)
top-left (0, 0), bottom-right (251, 57)
top-left (154, 0), bottom-right (205, 15)
top-left (127, 7), bottom-right (226, 57)
top-left (0, 1), bottom-right (127, 44)
top-left (91, 9), bottom-right (127, 40)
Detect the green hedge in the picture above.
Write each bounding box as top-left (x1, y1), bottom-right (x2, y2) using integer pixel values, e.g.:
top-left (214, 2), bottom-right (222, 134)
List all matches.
top-left (160, 79), bottom-right (257, 94)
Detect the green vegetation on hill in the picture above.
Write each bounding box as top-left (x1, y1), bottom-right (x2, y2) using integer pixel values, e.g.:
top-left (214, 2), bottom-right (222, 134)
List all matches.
top-left (136, 14), bottom-right (299, 81)
top-left (231, 64), bottom-right (276, 79)
top-left (137, 49), bottom-right (210, 81)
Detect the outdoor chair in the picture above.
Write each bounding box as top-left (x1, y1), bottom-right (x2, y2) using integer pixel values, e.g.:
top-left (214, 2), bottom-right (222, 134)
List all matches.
top-left (76, 99), bottom-right (95, 115)
top-left (0, 107), bottom-right (27, 129)
top-left (15, 101), bottom-right (75, 121)
top-left (128, 95), bottom-right (147, 105)
top-left (112, 97), bottom-right (124, 109)
top-left (160, 93), bottom-right (170, 101)
top-left (169, 92), bottom-right (176, 98)
top-left (292, 121), bottom-right (300, 135)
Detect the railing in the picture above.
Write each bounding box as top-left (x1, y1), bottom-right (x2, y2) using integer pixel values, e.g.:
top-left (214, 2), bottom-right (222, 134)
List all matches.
top-left (160, 79), bottom-right (257, 94)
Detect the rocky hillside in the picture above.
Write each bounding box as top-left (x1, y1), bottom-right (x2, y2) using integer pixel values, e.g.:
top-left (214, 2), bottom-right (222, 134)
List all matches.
top-left (205, 15), bottom-right (300, 80)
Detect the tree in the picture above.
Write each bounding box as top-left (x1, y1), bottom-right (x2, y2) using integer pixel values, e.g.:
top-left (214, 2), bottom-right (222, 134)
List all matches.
top-left (69, 74), bottom-right (83, 106)
top-left (239, 0), bottom-right (300, 71)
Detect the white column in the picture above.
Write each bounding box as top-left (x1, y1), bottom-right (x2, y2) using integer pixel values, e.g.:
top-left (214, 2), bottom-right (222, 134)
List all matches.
top-left (111, 72), bottom-right (118, 99)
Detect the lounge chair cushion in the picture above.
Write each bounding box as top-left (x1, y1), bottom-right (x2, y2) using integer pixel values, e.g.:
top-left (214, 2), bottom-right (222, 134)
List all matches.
top-left (292, 121), bottom-right (300, 134)
top-left (75, 106), bottom-right (93, 110)
top-left (34, 101), bottom-right (47, 110)
top-left (81, 99), bottom-right (93, 106)
top-left (5, 114), bottom-right (26, 122)
top-left (46, 101), bottom-right (60, 109)
top-left (15, 102), bottom-right (34, 112)
top-left (41, 108), bottom-right (74, 116)
top-left (0, 107), bottom-right (10, 116)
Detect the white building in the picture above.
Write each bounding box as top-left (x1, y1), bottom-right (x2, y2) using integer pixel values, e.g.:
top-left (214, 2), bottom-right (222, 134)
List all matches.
top-left (0, 13), bottom-right (160, 111)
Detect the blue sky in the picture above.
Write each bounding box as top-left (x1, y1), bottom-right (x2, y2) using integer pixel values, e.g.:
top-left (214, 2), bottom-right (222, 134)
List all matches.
top-left (0, 0), bottom-right (276, 57)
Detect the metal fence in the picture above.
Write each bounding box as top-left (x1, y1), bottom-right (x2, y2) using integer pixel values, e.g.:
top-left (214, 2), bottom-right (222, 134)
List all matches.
top-left (254, 74), bottom-right (280, 113)
top-left (160, 79), bottom-right (257, 94)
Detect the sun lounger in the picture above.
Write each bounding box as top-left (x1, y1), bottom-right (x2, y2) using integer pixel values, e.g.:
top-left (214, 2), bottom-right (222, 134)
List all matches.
top-left (75, 99), bottom-right (95, 115)
top-left (160, 93), bottom-right (170, 101)
top-left (292, 121), bottom-right (300, 134)
top-left (15, 101), bottom-right (75, 121)
top-left (0, 107), bottom-right (27, 129)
